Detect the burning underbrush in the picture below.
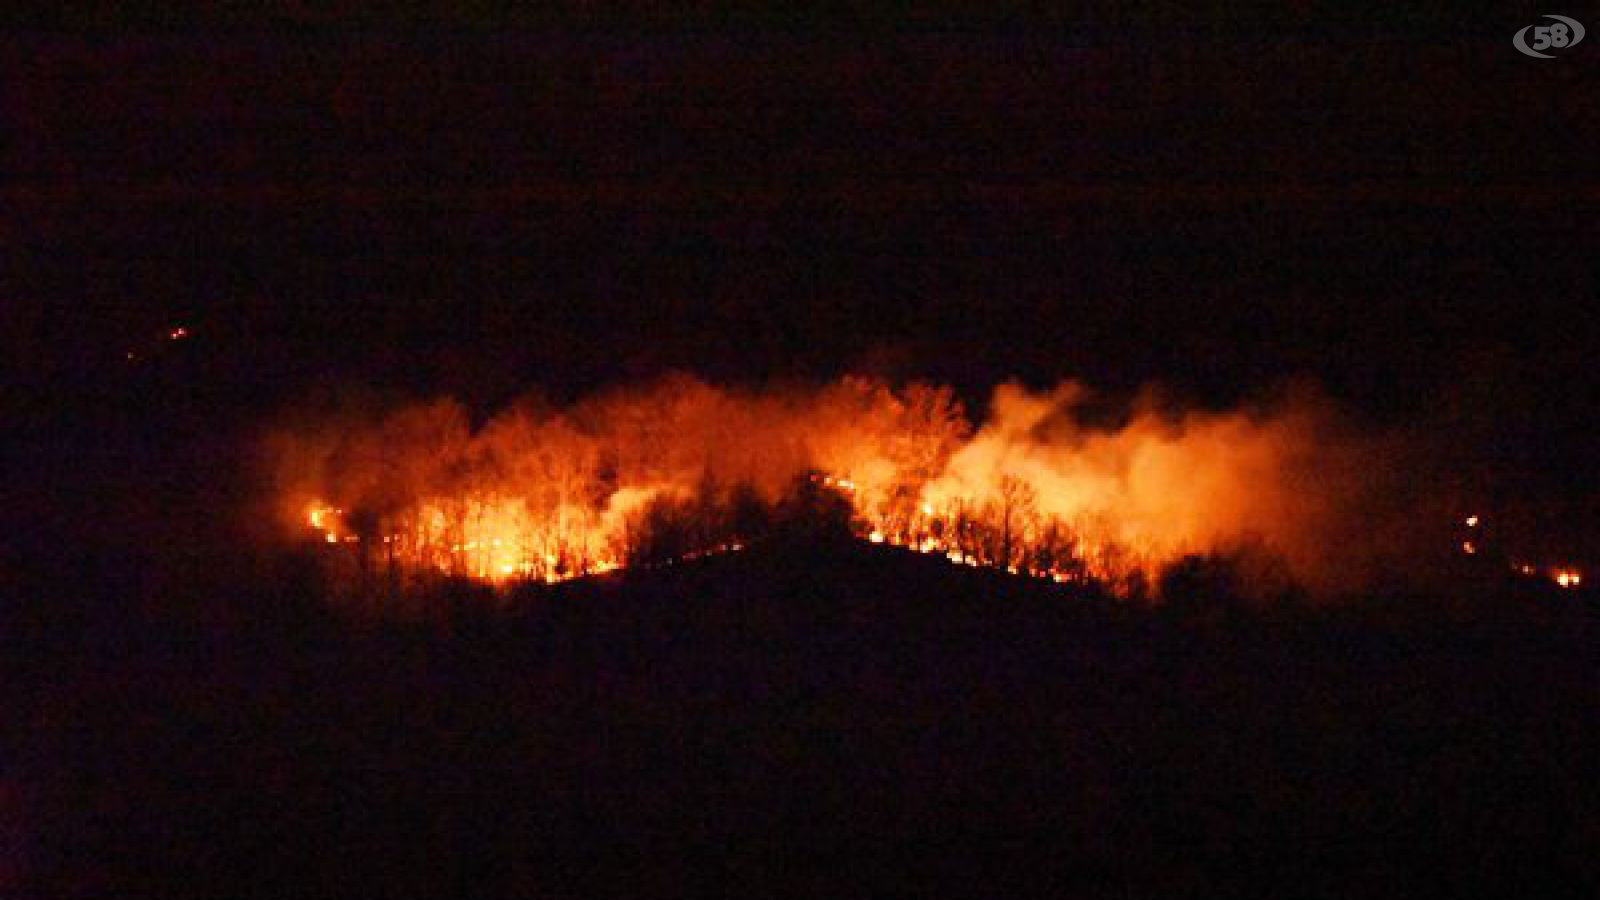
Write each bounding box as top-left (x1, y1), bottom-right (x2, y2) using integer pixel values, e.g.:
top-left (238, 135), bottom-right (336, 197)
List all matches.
top-left (263, 375), bottom-right (1427, 601)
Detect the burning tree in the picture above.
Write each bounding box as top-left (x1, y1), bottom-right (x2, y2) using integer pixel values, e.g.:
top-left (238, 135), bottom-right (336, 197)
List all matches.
top-left (275, 374), bottom-right (1383, 600)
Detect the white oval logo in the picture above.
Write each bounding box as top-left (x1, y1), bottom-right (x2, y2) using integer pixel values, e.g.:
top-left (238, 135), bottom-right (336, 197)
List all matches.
top-left (1514, 15), bottom-right (1586, 58)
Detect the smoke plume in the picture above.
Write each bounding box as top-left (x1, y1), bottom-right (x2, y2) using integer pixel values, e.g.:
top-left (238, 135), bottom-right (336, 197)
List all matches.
top-left (263, 375), bottom-right (1432, 598)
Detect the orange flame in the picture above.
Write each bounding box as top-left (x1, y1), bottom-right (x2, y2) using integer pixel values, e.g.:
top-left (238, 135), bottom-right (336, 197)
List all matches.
top-left (271, 376), bottom-right (1409, 595)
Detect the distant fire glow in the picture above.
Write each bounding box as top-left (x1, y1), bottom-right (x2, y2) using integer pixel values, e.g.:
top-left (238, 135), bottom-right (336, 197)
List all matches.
top-left (270, 376), bottom-right (1416, 595)
top-left (1511, 560), bottom-right (1585, 589)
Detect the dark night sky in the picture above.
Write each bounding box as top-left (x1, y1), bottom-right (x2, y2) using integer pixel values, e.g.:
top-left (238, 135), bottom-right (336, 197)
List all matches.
top-left (3, 17), bottom-right (1596, 547)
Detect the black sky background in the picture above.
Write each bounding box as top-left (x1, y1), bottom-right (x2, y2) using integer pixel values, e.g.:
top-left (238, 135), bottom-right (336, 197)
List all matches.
top-left (3, 14), bottom-right (1596, 561)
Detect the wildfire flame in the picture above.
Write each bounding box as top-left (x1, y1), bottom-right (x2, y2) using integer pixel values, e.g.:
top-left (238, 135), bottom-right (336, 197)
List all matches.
top-left (271, 375), bottom-right (1412, 595)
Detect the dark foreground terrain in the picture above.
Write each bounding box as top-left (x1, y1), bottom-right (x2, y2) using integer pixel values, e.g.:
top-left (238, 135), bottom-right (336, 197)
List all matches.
top-left (5, 538), bottom-right (1597, 899)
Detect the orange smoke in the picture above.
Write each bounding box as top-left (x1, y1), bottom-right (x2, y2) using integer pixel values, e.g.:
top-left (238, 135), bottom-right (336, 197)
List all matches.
top-left (916, 382), bottom-right (1419, 593)
top-left (266, 375), bottom-right (1418, 596)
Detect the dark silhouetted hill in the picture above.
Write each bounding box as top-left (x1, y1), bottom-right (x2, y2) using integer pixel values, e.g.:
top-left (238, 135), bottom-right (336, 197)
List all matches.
top-left (7, 537), bottom-right (1597, 899)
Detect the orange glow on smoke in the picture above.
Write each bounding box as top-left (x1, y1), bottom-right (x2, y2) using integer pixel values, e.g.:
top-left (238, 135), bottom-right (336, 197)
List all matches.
top-left (271, 376), bottom-right (1406, 594)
